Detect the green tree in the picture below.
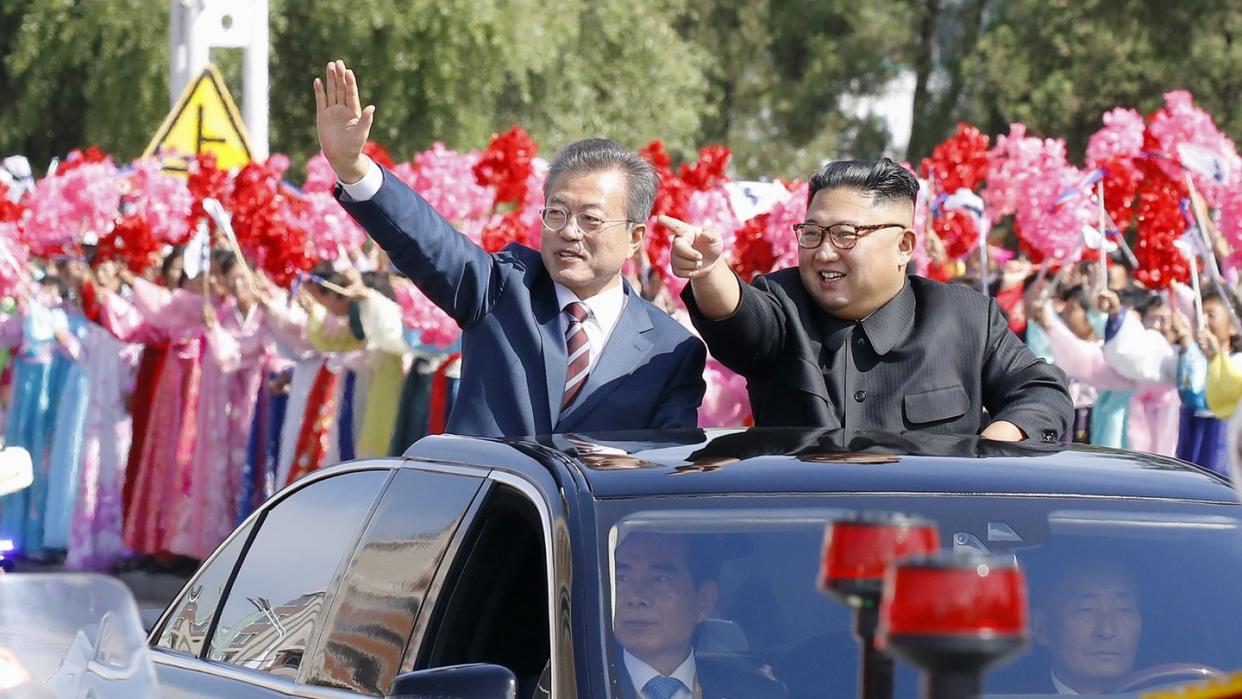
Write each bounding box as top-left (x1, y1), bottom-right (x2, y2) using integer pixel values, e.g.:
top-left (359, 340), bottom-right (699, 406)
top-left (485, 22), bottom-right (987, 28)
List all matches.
top-left (0, 0), bottom-right (169, 170)
top-left (907, 0), bottom-right (1242, 163)
top-left (268, 0), bottom-right (712, 170)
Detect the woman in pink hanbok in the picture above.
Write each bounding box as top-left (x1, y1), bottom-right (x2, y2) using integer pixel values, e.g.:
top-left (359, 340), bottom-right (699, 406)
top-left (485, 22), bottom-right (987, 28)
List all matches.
top-left (64, 266), bottom-right (143, 570)
top-left (213, 259), bottom-right (277, 535)
top-left (114, 252), bottom-right (239, 560)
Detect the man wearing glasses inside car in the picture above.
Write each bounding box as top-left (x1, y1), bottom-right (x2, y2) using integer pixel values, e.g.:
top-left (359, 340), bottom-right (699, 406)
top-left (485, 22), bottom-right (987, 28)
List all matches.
top-left (666, 158), bottom-right (1072, 442)
top-left (315, 61), bottom-right (705, 438)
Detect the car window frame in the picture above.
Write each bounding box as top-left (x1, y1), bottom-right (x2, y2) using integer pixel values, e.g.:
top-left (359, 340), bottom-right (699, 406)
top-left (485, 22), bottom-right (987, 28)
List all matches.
top-left (296, 463), bottom-right (488, 693)
top-left (403, 467), bottom-right (565, 695)
top-left (148, 462), bottom-right (398, 696)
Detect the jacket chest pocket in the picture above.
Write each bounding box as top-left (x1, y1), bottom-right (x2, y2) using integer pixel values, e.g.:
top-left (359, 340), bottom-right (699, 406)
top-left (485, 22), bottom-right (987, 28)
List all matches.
top-left (903, 385), bottom-right (970, 425)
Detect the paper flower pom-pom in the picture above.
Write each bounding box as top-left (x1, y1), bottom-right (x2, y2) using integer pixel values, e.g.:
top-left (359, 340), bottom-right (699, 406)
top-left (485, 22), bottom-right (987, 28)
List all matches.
top-left (126, 158), bottom-right (193, 245)
top-left (1086, 108), bottom-right (1145, 167)
top-left (481, 211), bottom-right (534, 253)
top-left (473, 126), bottom-right (537, 207)
top-left (698, 357), bottom-right (752, 428)
top-left (95, 214), bottom-right (161, 273)
top-left (922, 122), bottom-right (990, 193)
top-left (1147, 90), bottom-right (1242, 207)
top-left (1133, 170), bottom-right (1189, 289)
top-left (934, 209), bottom-right (978, 260)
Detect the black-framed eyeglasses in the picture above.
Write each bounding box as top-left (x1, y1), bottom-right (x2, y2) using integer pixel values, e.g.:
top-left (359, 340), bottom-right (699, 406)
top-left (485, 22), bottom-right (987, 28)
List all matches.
top-left (792, 222), bottom-right (907, 250)
top-left (540, 207), bottom-right (636, 236)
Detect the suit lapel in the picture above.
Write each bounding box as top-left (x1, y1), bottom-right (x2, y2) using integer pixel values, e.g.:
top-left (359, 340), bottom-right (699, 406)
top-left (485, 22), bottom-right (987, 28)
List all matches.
top-left (557, 285), bottom-right (653, 431)
top-left (535, 272), bottom-right (568, 429)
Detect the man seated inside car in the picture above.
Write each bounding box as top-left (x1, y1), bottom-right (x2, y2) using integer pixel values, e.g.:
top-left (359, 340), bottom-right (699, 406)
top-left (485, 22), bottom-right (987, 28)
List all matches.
top-left (1031, 557), bottom-right (1143, 695)
top-left (611, 532), bottom-right (786, 699)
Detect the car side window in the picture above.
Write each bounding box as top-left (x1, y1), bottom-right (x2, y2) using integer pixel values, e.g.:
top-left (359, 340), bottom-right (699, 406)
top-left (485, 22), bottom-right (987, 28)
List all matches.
top-left (207, 470), bottom-right (389, 678)
top-left (154, 520), bottom-right (255, 657)
top-left (422, 483), bottom-right (550, 699)
top-left (302, 468), bottom-right (484, 695)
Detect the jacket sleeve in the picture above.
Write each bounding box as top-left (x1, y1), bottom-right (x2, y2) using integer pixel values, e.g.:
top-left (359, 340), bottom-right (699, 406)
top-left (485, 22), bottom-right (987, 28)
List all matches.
top-left (980, 298), bottom-right (1074, 441)
top-left (1206, 352), bottom-right (1242, 419)
top-left (358, 289), bottom-right (414, 356)
top-left (681, 273), bottom-right (789, 377)
top-left (336, 168), bottom-right (509, 328)
top-left (1041, 316), bottom-right (1134, 391)
top-left (307, 304), bottom-right (366, 353)
top-left (1102, 309), bottom-right (1177, 384)
top-left (648, 335), bottom-right (708, 429)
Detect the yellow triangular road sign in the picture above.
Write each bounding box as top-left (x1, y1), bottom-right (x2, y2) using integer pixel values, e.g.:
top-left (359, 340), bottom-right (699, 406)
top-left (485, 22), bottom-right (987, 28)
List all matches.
top-left (144, 64), bottom-right (253, 173)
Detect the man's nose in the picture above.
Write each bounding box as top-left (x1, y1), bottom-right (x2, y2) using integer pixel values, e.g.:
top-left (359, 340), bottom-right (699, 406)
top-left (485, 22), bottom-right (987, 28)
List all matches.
top-left (1094, 611), bottom-right (1120, 638)
top-left (556, 218), bottom-right (586, 242)
top-left (814, 241), bottom-right (841, 262)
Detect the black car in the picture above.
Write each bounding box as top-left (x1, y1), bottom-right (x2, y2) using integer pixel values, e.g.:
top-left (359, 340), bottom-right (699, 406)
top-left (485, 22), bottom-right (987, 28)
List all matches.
top-left (147, 428), bottom-right (1242, 698)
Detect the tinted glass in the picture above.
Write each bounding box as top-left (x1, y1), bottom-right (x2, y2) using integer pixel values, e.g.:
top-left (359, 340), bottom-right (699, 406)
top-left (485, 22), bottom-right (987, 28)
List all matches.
top-left (303, 469), bottom-right (483, 694)
top-left (599, 496), bottom-right (1242, 699)
top-left (208, 470), bottom-right (388, 678)
top-left (155, 520), bottom-right (255, 657)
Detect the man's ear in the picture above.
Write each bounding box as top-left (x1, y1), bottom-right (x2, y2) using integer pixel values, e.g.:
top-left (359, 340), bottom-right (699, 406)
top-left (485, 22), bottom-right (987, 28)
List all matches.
top-left (1032, 610), bottom-right (1049, 647)
top-left (628, 223), bottom-right (647, 257)
top-left (897, 228), bottom-right (916, 265)
top-left (696, 581), bottom-right (719, 623)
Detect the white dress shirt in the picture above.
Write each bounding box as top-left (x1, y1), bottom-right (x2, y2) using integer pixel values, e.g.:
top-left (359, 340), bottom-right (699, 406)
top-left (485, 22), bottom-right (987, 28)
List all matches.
top-left (1050, 672), bottom-right (1079, 695)
top-left (624, 650), bottom-right (696, 699)
top-left (554, 281), bottom-right (626, 376)
top-left (339, 157), bottom-right (385, 201)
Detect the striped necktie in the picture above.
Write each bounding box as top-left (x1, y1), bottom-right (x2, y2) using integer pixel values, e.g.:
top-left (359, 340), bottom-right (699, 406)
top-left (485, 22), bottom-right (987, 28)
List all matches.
top-left (644, 675), bottom-right (686, 699)
top-left (562, 301), bottom-right (591, 409)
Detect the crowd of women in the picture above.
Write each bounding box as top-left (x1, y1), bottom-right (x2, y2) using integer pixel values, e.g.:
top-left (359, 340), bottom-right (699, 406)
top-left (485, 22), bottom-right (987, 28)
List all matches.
top-left (0, 244), bottom-right (463, 571)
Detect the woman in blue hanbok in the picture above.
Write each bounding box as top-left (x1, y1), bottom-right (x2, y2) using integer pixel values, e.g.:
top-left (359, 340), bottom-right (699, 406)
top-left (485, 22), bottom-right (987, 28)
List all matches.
top-left (0, 292), bottom-right (72, 557)
top-left (41, 306), bottom-right (91, 553)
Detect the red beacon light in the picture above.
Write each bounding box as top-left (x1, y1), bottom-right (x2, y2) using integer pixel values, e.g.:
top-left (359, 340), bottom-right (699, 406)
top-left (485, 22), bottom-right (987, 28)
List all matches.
top-left (819, 513), bottom-right (939, 699)
top-left (878, 551), bottom-right (1029, 699)
top-left (820, 513), bottom-right (940, 603)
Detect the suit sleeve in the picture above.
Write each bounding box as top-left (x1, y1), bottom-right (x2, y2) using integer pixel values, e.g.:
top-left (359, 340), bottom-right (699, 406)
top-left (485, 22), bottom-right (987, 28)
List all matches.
top-left (336, 168), bottom-right (508, 328)
top-left (980, 298), bottom-right (1074, 441)
top-left (649, 335), bottom-right (708, 429)
top-left (682, 274), bottom-right (788, 377)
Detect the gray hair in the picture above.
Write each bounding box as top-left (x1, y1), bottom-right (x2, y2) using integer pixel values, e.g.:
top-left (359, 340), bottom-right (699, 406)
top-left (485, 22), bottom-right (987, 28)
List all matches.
top-left (544, 138), bottom-right (659, 224)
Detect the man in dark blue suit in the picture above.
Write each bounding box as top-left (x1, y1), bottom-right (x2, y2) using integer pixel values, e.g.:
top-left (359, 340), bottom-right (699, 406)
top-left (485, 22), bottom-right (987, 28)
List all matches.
top-left (314, 60), bottom-right (706, 438)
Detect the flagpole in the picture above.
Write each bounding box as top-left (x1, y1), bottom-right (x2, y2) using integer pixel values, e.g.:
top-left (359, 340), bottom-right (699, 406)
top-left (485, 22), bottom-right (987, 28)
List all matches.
top-left (1096, 180), bottom-right (1108, 292)
top-left (1183, 173), bottom-right (1240, 333)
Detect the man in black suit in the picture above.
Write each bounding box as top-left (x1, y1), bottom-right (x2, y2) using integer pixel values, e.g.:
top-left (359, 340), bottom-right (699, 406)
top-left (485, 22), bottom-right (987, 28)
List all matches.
top-left (666, 158), bottom-right (1072, 442)
top-left (611, 532), bottom-right (785, 699)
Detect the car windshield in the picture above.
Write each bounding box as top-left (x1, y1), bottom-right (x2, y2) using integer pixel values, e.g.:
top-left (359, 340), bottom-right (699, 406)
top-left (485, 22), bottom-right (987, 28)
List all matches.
top-left (597, 494), bottom-right (1242, 698)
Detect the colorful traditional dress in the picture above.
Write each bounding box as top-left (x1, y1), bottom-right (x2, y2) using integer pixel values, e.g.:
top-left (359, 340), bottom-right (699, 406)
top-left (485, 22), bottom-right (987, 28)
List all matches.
top-left (65, 322), bottom-right (139, 570)
top-left (41, 309), bottom-right (91, 552)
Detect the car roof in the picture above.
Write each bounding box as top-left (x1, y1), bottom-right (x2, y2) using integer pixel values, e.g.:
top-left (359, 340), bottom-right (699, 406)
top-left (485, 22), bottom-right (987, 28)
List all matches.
top-left (403, 428), bottom-right (1238, 504)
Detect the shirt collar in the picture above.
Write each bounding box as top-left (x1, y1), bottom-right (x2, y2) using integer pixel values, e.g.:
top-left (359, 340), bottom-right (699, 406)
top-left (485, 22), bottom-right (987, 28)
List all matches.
top-left (553, 280), bottom-right (627, 326)
top-left (623, 649), bottom-right (696, 696)
top-left (1050, 671), bottom-right (1079, 695)
top-left (818, 278), bottom-right (915, 356)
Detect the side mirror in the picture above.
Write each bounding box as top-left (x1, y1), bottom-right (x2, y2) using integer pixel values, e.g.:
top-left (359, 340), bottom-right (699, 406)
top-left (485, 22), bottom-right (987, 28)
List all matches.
top-left (389, 664), bottom-right (517, 699)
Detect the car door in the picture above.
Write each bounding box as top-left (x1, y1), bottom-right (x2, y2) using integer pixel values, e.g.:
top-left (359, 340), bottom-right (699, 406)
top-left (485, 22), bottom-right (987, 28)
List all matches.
top-left (408, 471), bottom-right (560, 698)
top-left (150, 462), bottom-right (486, 698)
top-left (149, 466), bottom-right (390, 698)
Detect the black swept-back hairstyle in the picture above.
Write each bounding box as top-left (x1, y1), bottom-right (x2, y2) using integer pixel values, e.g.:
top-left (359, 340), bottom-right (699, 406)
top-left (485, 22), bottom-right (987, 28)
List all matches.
top-left (806, 158), bottom-right (919, 209)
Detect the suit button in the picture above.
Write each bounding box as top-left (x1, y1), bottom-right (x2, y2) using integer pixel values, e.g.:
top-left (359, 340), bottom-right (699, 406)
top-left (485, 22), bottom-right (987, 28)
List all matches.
top-left (853, 390), bottom-right (867, 402)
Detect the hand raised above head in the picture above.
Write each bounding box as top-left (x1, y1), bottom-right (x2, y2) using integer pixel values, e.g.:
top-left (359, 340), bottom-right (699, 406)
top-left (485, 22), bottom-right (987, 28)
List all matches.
top-left (660, 215), bottom-right (724, 280)
top-left (313, 59), bottom-right (375, 184)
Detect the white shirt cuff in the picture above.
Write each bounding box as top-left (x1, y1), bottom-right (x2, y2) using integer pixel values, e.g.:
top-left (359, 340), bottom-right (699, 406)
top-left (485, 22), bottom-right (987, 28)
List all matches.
top-left (339, 157), bottom-right (383, 201)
